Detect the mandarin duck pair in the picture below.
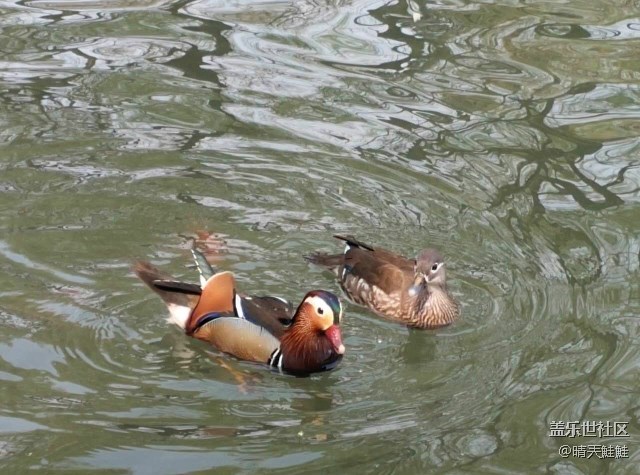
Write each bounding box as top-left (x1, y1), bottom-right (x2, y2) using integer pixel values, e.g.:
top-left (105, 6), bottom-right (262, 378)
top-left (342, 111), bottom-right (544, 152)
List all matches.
top-left (135, 235), bottom-right (459, 375)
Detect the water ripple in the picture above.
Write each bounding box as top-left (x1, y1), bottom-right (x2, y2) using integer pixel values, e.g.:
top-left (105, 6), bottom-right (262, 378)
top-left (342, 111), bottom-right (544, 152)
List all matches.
top-left (1, 0), bottom-right (639, 472)
top-left (74, 37), bottom-right (189, 69)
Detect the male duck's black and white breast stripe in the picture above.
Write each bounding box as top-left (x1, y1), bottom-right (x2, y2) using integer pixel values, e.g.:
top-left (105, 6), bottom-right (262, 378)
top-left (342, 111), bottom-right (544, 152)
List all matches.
top-left (268, 347), bottom-right (285, 371)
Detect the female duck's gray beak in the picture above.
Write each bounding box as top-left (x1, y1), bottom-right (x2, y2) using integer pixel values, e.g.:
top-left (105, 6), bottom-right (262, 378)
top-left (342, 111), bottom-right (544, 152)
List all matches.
top-left (408, 273), bottom-right (426, 297)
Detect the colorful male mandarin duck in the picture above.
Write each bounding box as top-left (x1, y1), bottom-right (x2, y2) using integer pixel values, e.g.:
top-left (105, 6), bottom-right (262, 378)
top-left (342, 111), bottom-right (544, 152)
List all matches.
top-left (306, 235), bottom-right (459, 329)
top-left (135, 250), bottom-right (345, 375)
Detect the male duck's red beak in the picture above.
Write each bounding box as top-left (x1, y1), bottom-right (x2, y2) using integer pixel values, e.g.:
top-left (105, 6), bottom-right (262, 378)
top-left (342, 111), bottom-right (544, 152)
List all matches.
top-left (324, 325), bottom-right (345, 355)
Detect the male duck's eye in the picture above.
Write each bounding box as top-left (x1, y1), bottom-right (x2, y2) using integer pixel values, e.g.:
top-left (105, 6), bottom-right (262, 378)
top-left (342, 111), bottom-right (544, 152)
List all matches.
top-left (317, 307), bottom-right (324, 315)
top-left (431, 263), bottom-right (439, 271)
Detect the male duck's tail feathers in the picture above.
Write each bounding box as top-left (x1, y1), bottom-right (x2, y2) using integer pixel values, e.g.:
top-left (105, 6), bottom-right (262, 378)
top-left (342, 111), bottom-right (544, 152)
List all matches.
top-left (152, 280), bottom-right (202, 295)
top-left (133, 261), bottom-right (197, 330)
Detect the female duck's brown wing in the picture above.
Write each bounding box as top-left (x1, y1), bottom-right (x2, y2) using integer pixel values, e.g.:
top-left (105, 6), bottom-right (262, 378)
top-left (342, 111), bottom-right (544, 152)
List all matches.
top-left (335, 235), bottom-right (414, 270)
top-left (341, 245), bottom-right (414, 296)
top-left (305, 235), bottom-right (373, 270)
top-left (307, 235), bottom-right (415, 295)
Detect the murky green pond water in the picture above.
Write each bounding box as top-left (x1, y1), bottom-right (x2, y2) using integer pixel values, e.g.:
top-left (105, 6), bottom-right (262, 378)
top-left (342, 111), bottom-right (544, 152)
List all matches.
top-left (1, 0), bottom-right (639, 473)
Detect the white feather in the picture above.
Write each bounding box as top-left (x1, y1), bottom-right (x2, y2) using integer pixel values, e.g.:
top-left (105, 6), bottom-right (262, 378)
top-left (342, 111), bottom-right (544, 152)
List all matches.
top-left (166, 303), bottom-right (191, 329)
top-left (235, 293), bottom-right (245, 319)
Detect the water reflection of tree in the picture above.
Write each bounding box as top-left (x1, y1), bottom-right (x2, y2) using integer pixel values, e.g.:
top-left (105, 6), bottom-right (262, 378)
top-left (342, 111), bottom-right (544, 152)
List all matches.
top-left (363, 0), bottom-right (634, 289)
top-left (493, 92), bottom-right (625, 212)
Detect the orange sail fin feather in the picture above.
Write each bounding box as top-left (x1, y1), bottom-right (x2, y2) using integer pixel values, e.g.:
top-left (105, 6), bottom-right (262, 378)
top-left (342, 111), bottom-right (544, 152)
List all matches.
top-left (186, 271), bottom-right (235, 334)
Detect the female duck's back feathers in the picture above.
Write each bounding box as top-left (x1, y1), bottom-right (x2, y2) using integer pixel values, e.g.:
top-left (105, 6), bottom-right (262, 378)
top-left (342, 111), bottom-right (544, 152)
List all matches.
top-left (134, 251), bottom-right (345, 374)
top-left (306, 235), bottom-right (460, 329)
top-left (306, 235), bottom-right (414, 297)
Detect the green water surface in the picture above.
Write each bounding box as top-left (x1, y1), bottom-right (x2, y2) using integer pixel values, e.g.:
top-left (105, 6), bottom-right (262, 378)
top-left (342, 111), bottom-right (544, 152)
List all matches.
top-left (0, 0), bottom-right (639, 473)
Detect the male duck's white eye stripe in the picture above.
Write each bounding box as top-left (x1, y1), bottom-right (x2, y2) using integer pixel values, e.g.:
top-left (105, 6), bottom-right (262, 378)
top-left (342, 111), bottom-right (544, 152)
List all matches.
top-left (305, 296), bottom-right (333, 319)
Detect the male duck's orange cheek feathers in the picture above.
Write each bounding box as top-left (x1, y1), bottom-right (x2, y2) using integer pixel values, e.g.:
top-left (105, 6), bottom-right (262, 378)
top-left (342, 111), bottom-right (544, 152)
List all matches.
top-left (186, 271), bottom-right (236, 334)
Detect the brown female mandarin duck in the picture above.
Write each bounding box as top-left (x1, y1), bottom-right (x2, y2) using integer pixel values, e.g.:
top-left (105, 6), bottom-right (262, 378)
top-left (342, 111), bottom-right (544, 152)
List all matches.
top-left (306, 235), bottom-right (459, 329)
top-left (135, 250), bottom-right (345, 375)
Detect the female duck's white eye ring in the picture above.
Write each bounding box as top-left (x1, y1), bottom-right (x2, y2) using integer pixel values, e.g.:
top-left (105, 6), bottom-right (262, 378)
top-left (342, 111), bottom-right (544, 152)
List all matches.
top-left (431, 263), bottom-right (439, 272)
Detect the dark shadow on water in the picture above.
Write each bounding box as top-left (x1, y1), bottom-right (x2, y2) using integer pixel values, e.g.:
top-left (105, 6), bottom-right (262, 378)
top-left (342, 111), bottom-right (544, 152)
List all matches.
top-left (398, 329), bottom-right (438, 365)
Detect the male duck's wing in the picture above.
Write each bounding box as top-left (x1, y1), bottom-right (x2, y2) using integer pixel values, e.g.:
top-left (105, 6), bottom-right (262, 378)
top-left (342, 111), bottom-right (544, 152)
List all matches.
top-left (235, 295), bottom-right (293, 339)
top-left (182, 270), bottom-right (283, 363)
top-left (184, 253), bottom-right (291, 341)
